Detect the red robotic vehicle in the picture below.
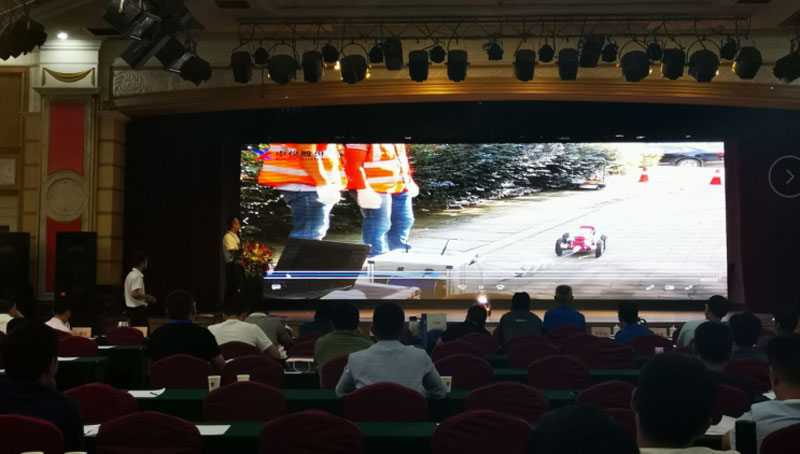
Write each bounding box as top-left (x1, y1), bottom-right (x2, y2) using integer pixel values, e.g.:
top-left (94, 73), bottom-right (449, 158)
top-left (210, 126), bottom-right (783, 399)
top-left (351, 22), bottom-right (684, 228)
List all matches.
top-left (555, 226), bottom-right (607, 258)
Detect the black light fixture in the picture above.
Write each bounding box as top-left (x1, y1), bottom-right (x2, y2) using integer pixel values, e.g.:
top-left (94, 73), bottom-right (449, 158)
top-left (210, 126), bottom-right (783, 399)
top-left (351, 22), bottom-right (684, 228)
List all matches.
top-left (429, 44), bottom-right (446, 63)
top-left (179, 55), bottom-right (212, 85)
top-left (688, 49), bottom-right (720, 82)
top-left (485, 41), bottom-right (503, 60)
top-left (661, 48), bottom-right (686, 80)
top-left (579, 34), bottom-right (605, 68)
top-left (539, 43), bottom-right (554, 63)
top-left (369, 43), bottom-right (383, 63)
top-left (268, 52), bottom-right (298, 84)
top-left (719, 37), bottom-right (739, 61)
top-left (646, 42), bottom-right (663, 61)
top-left (446, 49), bottom-right (468, 82)
top-left (732, 46), bottom-right (762, 80)
top-left (382, 38), bottom-right (404, 70)
top-left (601, 42), bottom-right (618, 62)
top-left (513, 49), bottom-right (536, 81)
top-left (0, 17), bottom-right (47, 59)
top-left (408, 49), bottom-right (429, 82)
top-left (773, 48), bottom-right (800, 83)
top-left (302, 50), bottom-right (324, 83)
top-left (253, 46), bottom-right (269, 66)
top-left (321, 42), bottom-right (338, 64)
top-left (230, 50), bottom-right (253, 84)
top-left (340, 54), bottom-right (368, 84)
top-left (557, 48), bottom-right (579, 80)
top-left (620, 50), bottom-right (651, 82)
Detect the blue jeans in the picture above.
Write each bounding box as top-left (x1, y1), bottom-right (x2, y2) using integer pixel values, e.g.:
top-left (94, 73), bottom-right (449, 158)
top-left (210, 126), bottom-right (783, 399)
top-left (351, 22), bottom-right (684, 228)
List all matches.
top-left (281, 191), bottom-right (333, 240)
top-left (361, 191), bottom-right (414, 257)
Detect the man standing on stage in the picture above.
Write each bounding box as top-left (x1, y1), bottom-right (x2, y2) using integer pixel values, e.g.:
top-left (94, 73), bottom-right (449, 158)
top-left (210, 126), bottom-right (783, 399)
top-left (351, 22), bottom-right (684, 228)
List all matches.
top-left (258, 143), bottom-right (345, 239)
top-left (124, 251), bottom-right (157, 330)
top-left (222, 216), bottom-right (244, 303)
top-left (343, 143), bottom-right (418, 257)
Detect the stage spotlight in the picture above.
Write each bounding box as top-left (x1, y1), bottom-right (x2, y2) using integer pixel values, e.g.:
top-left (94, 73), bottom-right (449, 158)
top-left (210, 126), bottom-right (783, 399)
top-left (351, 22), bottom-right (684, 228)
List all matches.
top-left (253, 46), bottom-right (269, 66)
top-left (661, 48), bottom-right (685, 79)
top-left (513, 49), bottom-right (536, 81)
top-left (557, 48), bottom-right (579, 80)
top-left (369, 43), bottom-right (383, 63)
top-left (302, 50), bottom-right (324, 83)
top-left (408, 49), bottom-right (429, 82)
top-left (732, 46), bottom-right (762, 80)
top-left (230, 51), bottom-right (253, 84)
top-left (383, 38), bottom-right (404, 70)
top-left (340, 54), bottom-right (368, 84)
top-left (688, 49), bottom-right (719, 82)
top-left (179, 55), bottom-right (212, 85)
top-left (446, 49), bottom-right (468, 82)
top-left (774, 50), bottom-right (800, 83)
top-left (620, 50), bottom-right (651, 82)
top-left (430, 44), bottom-right (446, 63)
top-left (719, 38), bottom-right (738, 60)
top-left (485, 41), bottom-right (503, 60)
top-left (321, 42), bottom-right (338, 64)
top-left (121, 35), bottom-right (170, 69)
top-left (102, 1), bottom-right (144, 36)
top-left (0, 16), bottom-right (48, 60)
top-left (646, 42), bottom-right (663, 61)
top-left (539, 43), bottom-right (554, 63)
top-left (601, 42), bottom-right (618, 62)
top-left (580, 34), bottom-right (605, 68)
top-left (268, 54), bottom-right (298, 84)
top-left (155, 35), bottom-right (186, 68)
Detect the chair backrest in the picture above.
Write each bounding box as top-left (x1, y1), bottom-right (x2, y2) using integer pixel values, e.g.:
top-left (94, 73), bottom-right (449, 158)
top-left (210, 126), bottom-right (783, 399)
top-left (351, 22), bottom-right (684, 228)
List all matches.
top-left (711, 384), bottom-right (752, 424)
top-left (527, 355), bottom-right (591, 390)
top-left (320, 354), bottom-right (349, 390)
top-left (627, 334), bottom-right (674, 356)
top-left (560, 333), bottom-right (604, 355)
top-left (259, 410), bottom-right (363, 454)
top-left (507, 340), bottom-right (560, 369)
top-left (465, 381), bottom-right (549, 423)
top-left (546, 324), bottom-right (585, 344)
top-left (96, 411), bottom-right (202, 454)
top-left (460, 332), bottom-right (499, 354)
top-left (294, 332), bottom-right (324, 346)
top-left (65, 383), bottom-right (138, 424)
top-left (604, 408), bottom-right (637, 438)
top-left (106, 326), bottom-right (146, 346)
top-left (149, 354), bottom-right (214, 389)
top-left (576, 380), bottom-right (636, 410)
top-left (503, 333), bottom-right (551, 351)
top-left (432, 409), bottom-right (533, 454)
top-left (219, 341), bottom-right (263, 360)
top-left (434, 354), bottom-right (494, 390)
top-left (287, 340), bottom-right (315, 357)
top-left (58, 335), bottom-right (98, 356)
top-left (343, 382), bottom-right (427, 422)
top-left (56, 329), bottom-right (73, 340)
top-left (222, 354), bottom-right (284, 387)
top-left (431, 340), bottom-right (485, 362)
top-left (582, 341), bottom-right (637, 369)
top-left (723, 358), bottom-right (771, 393)
top-left (761, 422), bottom-right (800, 454)
top-left (0, 414), bottom-right (64, 454)
top-left (204, 381), bottom-right (287, 422)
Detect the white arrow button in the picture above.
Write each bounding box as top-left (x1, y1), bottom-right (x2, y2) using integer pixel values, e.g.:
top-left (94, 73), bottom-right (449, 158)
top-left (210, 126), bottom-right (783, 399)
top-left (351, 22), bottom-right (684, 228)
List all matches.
top-left (788, 170), bottom-right (796, 184)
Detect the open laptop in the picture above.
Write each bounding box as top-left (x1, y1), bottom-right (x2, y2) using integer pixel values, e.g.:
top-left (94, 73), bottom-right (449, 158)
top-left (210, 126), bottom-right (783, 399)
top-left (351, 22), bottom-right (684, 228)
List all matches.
top-left (263, 238), bottom-right (371, 299)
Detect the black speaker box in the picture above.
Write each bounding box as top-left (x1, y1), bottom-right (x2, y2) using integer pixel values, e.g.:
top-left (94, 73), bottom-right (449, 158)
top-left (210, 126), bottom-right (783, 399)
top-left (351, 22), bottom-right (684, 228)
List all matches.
top-left (0, 232), bottom-right (30, 303)
top-left (55, 231), bottom-right (97, 301)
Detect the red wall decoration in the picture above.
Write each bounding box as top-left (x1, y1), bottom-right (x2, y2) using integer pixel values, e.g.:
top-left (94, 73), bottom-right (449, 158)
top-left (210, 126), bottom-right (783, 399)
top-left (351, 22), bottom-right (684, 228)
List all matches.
top-left (49, 102), bottom-right (85, 175)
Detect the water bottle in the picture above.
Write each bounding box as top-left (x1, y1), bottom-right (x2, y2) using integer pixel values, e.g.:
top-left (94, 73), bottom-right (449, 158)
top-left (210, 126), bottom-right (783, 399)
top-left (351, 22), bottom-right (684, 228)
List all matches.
top-left (612, 324), bottom-right (621, 335)
top-left (668, 325), bottom-right (678, 338)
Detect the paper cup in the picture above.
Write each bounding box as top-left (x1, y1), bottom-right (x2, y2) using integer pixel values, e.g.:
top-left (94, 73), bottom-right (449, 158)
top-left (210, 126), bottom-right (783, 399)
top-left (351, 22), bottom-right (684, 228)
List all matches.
top-left (208, 375), bottom-right (221, 391)
top-left (654, 347), bottom-right (664, 355)
top-left (236, 374), bottom-right (250, 382)
top-left (441, 376), bottom-right (452, 393)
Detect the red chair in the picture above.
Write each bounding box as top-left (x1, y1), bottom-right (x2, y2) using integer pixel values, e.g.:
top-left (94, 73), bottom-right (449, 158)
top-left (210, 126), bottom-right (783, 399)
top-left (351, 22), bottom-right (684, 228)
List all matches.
top-left (465, 382), bottom-right (549, 423)
top-left (0, 415), bottom-right (63, 454)
top-left (576, 381), bottom-right (636, 410)
top-left (321, 355), bottom-right (349, 390)
top-left (582, 341), bottom-right (636, 369)
top-left (627, 334), bottom-right (675, 355)
top-left (761, 422), bottom-right (800, 454)
top-left (605, 408), bottom-right (637, 438)
top-left (504, 333), bottom-right (551, 351)
top-left (711, 384), bottom-right (751, 424)
top-left (431, 340), bottom-right (485, 362)
top-left (58, 335), bottom-right (98, 356)
top-left (434, 354), bottom-right (494, 390)
top-left (149, 354), bottom-right (214, 389)
top-left (65, 383), bottom-right (138, 424)
top-left (528, 355), bottom-right (591, 390)
top-left (220, 341), bottom-right (263, 360)
top-left (56, 329), bottom-right (73, 340)
top-left (560, 333), bottom-right (604, 355)
top-left (294, 332), bottom-right (324, 345)
top-left (507, 341), bottom-right (560, 368)
top-left (432, 410), bottom-right (533, 454)
top-left (343, 382), bottom-right (427, 422)
top-left (546, 325), bottom-right (585, 344)
top-left (460, 332), bottom-right (499, 354)
top-left (204, 381), bottom-right (287, 422)
top-left (723, 358), bottom-right (771, 393)
top-left (287, 340), bottom-right (315, 357)
top-left (96, 411), bottom-right (202, 454)
top-left (222, 355), bottom-right (284, 387)
top-left (259, 410), bottom-right (362, 454)
top-left (106, 326), bottom-right (146, 345)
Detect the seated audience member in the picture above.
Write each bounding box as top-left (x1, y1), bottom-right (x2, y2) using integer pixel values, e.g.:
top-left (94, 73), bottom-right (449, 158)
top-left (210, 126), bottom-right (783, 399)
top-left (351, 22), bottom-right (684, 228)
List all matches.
top-left (723, 334), bottom-right (800, 453)
top-left (0, 322), bottom-right (85, 451)
top-left (497, 292), bottom-right (544, 344)
top-left (45, 299), bottom-right (72, 333)
top-left (615, 301), bottom-right (653, 344)
top-left (0, 298), bottom-right (23, 333)
top-left (636, 353), bottom-right (734, 454)
top-left (677, 295), bottom-right (729, 347)
top-left (729, 312), bottom-right (768, 361)
top-left (299, 300), bottom-right (335, 337)
top-left (773, 307), bottom-right (798, 337)
top-left (314, 302), bottom-right (373, 369)
top-left (694, 321), bottom-right (759, 402)
top-left (336, 302), bottom-right (447, 398)
top-left (543, 285), bottom-right (586, 331)
top-left (437, 304), bottom-right (491, 345)
top-left (4, 317), bottom-right (26, 335)
top-left (245, 298), bottom-right (293, 351)
top-left (209, 299), bottom-right (281, 359)
top-left (146, 289), bottom-right (226, 373)
top-left (528, 405), bottom-right (639, 454)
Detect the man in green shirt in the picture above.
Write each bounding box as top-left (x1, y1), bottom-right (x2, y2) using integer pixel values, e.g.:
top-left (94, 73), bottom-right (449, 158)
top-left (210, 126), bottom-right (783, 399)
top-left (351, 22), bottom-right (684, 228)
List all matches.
top-left (314, 302), bottom-right (373, 369)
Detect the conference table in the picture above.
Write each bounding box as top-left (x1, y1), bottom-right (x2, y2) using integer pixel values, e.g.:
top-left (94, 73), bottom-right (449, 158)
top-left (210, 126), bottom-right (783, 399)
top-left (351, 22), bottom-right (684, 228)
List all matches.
top-left (97, 345), bottom-right (147, 389)
top-left (486, 354), bottom-right (654, 370)
top-left (55, 357), bottom-right (109, 391)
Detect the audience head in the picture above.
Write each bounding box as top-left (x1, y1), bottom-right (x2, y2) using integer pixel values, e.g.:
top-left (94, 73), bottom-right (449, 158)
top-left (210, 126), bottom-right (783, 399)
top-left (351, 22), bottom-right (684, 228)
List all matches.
top-left (166, 289), bottom-right (195, 320)
top-left (767, 334), bottom-right (800, 398)
top-left (773, 307), bottom-right (799, 336)
top-left (52, 299), bottom-right (72, 321)
top-left (131, 251), bottom-right (148, 271)
top-left (227, 216), bottom-right (240, 233)
top-left (0, 298), bottom-right (16, 315)
top-left (635, 353), bottom-right (717, 448)
top-left (528, 405), bottom-right (639, 454)
top-left (465, 304), bottom-right (488, 326)
top-left (617, 301), bottom-right (640, 327)
top-left (729, 312), bottom-right (762, 348)
top-left (705, 295), bottom-right (729, 321)
top-left (313, 300), bottom-right (335, 322)
top-left (332, 302), bottom-right (360, 331)
top-left (372, 302), bottom-right (405, 341)
top-left (511, 292), bottom-right (531, 312)
top-left (693, 321), bottom-right (732, 367)
top-left (555, 285), bottom-right (574, 305)
top-left (222, 298), bottom-right (248, 320)
top-left (1, 322), bottom-right (59, 386)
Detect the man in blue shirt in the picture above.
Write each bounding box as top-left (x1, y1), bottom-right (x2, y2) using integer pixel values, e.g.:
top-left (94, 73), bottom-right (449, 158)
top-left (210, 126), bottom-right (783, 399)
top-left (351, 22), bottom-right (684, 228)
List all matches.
top-left (615, 301), bottom-right (653, 343)
top-left (544, 285), bottom-right (586, 331)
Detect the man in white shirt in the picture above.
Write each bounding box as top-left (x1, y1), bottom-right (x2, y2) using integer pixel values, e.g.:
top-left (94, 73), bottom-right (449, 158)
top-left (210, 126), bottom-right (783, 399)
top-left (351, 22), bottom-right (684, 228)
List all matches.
top-left (723, 334), bottom-right (800, 453)
top-left (677, 295), bottom-right (729, 346)
top-left (45, 300), bottom-right (72, 333)
top-left (0, 298), bottom-right (23, 334)
top-left (222, 217), bottom-right (244, 304)
top-left (209, 299), bottom-right (281, 359)
top-left (123, 252), bottom-right (157, 330)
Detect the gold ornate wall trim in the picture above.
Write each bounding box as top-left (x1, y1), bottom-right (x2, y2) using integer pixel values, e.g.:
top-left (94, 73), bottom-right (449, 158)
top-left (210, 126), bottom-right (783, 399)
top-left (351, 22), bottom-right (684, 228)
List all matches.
top-left (42, 68), bottom-right (96, 86)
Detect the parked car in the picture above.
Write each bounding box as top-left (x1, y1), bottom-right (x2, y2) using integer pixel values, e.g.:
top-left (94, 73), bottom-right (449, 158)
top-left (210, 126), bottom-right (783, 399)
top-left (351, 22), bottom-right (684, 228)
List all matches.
top-left (555, 226), bottom-right (607, 258)
top-left (658, 149), bottom-right (724, 167)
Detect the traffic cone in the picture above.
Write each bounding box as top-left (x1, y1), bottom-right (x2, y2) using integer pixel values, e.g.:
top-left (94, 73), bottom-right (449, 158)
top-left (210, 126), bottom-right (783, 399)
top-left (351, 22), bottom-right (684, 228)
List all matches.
top-left (638, 167), bottom-right (649, 183)
top-left (709, 169), bottom-right (722, 185)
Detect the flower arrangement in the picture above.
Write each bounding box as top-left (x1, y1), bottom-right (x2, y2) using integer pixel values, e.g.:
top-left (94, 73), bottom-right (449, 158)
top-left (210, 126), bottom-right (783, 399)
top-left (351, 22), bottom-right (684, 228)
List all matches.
top-left (239, 241), bottom-right (274, 278)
